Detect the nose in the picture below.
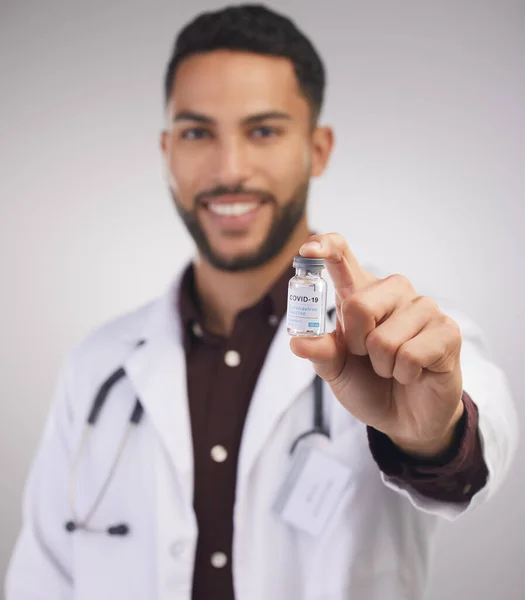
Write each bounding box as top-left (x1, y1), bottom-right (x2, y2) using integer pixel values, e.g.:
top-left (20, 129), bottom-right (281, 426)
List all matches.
top-left (212, 135), bottom-right (252, 188)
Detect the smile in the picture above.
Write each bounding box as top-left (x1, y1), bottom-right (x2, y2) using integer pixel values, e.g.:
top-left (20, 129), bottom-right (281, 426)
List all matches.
top-left (208, 201), bottom-right (260, 216)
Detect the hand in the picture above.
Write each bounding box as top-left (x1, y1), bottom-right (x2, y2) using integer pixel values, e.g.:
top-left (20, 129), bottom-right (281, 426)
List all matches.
top-left (290, 233), bottom-right (465, 458)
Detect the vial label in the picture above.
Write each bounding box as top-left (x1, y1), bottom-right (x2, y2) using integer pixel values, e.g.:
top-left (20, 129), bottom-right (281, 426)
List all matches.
top-left (286, 285), bottom-right (324, 334)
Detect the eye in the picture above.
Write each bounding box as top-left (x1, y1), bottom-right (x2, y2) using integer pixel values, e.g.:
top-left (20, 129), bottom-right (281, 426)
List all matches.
top-left (180, 128), bottom-right (211, 141)
top-left (251, 126), bottom-right (280, 139)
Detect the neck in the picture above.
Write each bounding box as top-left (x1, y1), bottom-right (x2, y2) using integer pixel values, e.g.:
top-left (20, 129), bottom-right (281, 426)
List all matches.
top-left (193, 218), bottom-right (311, 336)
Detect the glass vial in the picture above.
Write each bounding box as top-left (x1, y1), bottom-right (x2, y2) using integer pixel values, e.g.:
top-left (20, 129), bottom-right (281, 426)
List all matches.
top-left (287, 256), bottom-right (327, 336)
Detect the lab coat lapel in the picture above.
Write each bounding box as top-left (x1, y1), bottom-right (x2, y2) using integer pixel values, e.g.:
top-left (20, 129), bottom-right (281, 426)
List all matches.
top-left (237, 316), bottom-right (324, 490)
top-left (124, 274), bottom-right (194, 504)
top-left (237, 279), bottom-right (337, 490)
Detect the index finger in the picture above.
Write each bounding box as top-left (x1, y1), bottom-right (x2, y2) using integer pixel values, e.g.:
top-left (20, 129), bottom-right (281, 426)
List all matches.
top-left (299, 232), bottom-right (373, 298)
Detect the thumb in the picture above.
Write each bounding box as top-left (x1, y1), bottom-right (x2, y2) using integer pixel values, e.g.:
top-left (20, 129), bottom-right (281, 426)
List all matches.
top-left (289, 331), bottom-right (345, 383)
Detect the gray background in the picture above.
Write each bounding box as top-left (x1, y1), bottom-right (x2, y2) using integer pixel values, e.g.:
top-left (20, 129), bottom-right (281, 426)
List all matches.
top-left (1, 0), bottom-right (524, 597)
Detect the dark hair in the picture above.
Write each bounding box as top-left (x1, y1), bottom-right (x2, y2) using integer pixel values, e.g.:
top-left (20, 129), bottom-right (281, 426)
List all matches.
top-left (164, 4), bottom-right (326, 123)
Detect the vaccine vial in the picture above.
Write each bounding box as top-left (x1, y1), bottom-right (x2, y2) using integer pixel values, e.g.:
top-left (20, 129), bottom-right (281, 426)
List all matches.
top-left (287, 256), bottom-right (327, 336)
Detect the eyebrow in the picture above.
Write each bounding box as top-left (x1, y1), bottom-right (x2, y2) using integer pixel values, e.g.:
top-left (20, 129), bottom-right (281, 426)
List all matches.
top-left (172, 110), bottom-right (292, 125)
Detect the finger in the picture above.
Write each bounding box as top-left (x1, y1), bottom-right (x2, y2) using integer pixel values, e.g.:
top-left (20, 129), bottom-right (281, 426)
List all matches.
top-left (289, 332), bottom-right (345, 383)
top-left (392, 317), bottom-right (462, 385)
top-left (299, 232), bottom-right (372, 299)
top-left (365, 295), bottom-right (440, 378)
top-left (341, 275), bottom-right (418, 356)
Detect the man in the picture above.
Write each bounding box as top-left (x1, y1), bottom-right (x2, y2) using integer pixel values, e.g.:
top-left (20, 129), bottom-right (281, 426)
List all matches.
top-left (6, 4), bottom-right (517, 600)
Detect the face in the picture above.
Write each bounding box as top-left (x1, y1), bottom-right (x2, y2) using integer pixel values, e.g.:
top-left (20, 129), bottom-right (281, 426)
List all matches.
top-left (161, 50), bottom-right (333, 271)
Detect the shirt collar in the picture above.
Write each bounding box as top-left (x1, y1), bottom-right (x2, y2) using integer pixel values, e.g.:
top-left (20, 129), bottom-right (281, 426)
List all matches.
top-left (177, 260), bottom-right (295, 343)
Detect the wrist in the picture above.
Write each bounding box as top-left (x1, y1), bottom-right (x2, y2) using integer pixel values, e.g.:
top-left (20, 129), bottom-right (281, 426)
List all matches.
top-left (388, 400), bottom-right (466, 460)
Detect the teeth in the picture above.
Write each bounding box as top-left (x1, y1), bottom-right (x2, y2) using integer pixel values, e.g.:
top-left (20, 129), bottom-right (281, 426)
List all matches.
top-left (208, 202), bottom-right (259, 216)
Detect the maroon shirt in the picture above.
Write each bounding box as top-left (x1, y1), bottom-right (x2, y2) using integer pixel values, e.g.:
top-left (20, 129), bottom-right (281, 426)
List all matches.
top-left (177, 262), bottom-right (488, 600)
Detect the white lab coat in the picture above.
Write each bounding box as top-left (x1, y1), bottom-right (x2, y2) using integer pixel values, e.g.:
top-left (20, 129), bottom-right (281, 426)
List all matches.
top-left (5, 264), bottom-right (518, 600)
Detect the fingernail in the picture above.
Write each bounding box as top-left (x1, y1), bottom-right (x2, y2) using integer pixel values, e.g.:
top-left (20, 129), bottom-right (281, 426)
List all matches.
top-left (300, 241), bottom-right (322, 253)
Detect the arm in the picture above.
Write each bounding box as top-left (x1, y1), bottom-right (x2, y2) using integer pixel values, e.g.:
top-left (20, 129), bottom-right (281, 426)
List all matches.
top-left (369, 308), bottom-right (518, 520)
top-left (291, 234), bottom-right (518, 522)
top-left (5, 356), bottom-right (75, 599)
top-left (367, 390), bottom-right (488, 502)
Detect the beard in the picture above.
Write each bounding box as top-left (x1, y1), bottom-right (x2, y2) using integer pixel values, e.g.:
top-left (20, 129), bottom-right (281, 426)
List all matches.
top-left (170, 179), bottom-right (310, 272)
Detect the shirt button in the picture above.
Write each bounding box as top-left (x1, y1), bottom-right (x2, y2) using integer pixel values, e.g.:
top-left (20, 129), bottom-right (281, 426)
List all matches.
top-left (210, 445), bottom-right (228, 463)
top-left (268, 314), bottom-right (279, 327)
top-left (210, 552), bottom-right (228, 569)
top-left (224, 350), bottom-right (241, 367)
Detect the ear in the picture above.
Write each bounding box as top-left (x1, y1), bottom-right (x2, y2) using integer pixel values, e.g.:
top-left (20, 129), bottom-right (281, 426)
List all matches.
top-left (310, 126), bottom-right (335, 178)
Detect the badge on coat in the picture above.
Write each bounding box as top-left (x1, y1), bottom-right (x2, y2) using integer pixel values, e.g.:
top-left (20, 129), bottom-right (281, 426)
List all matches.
top-left (273, 440), bottom-right (352, 536)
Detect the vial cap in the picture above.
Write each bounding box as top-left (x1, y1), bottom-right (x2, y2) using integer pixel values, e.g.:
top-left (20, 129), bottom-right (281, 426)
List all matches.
top-left (293, 256), bottom-right (325, 269)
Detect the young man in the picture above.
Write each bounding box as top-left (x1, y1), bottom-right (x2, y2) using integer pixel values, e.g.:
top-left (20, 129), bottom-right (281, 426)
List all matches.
top-left (6, 5), bottom-right (517, 600)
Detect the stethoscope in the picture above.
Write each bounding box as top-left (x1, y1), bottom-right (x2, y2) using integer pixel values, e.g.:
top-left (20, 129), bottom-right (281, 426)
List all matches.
top-left (65, 309), bottom-right (334, 537)
top-left (65, 340), bottom-right (146, 537)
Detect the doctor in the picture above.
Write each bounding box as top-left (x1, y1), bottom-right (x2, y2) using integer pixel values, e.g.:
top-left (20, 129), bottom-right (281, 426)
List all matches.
top-left (6, 4), bottom-right (517, 600)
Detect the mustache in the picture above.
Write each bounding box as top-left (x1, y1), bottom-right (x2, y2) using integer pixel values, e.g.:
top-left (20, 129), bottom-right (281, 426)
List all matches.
top-left (195, 185), bottom-right (275, 206)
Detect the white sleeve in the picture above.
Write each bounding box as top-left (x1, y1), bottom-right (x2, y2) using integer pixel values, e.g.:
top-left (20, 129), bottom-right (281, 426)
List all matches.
top-left (378, 305), bottom-right (519, 521)
top-left (5, 355), bottom-right (76, 599)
